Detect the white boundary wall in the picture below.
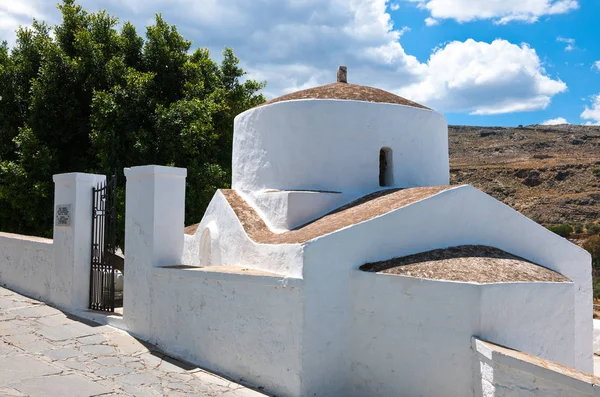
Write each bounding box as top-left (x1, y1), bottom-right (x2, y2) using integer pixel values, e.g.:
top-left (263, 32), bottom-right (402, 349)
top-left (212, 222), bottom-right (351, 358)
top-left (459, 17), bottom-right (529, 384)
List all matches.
top-left (0, 232), bottom-right (53, 301)
top-left (149, 267), bottom-right (304, 397)
top-left (0, 172), bottom-right (105, 313)
top-left (473, 338), bottom-right (600, 397)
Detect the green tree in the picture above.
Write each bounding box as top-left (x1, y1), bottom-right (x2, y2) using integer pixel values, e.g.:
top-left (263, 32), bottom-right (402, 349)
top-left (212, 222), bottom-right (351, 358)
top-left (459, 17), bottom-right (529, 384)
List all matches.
top-left (0, 1), bottom-right (266, 245)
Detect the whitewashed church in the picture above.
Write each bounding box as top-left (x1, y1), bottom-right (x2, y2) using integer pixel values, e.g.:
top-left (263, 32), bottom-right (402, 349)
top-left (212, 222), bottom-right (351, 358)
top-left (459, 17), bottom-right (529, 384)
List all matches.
top-left (175, 67), bottom-right (592, 396)
top-left (0, 66), bottom-right (593, 397)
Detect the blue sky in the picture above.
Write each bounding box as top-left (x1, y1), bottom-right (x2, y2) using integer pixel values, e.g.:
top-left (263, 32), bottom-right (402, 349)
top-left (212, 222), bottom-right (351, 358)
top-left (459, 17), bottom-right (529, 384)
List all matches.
top-left (1, 0), bottom-right (599, 126)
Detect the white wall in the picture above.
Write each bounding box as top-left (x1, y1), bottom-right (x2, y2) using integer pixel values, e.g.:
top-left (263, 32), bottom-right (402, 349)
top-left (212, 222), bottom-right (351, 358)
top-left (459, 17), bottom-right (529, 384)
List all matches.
top-left (593, 320), bottom-right (600, 354)
top-left (479, 282), bottom-right (576, 366)
top-left (346, 272), bottom-right (575, 397)
top-left (349, 271), bottom-right (480, 397)
top-left (243, 190), bottom-right (356, 231)
top-left (0, 172), bottom-right (105, 313)
top-left (0, 232), bottom-right (53, 301)
top-left (303, 184), bottom-right (592, 374)
top-left (232, 100), bottom-right (449, 193)
top-left (473, 338), bottom-right (600, 397)
top-left (181, 191), bottom-right (304, 277)
top-left (149, 267), bottom-right (304, 397)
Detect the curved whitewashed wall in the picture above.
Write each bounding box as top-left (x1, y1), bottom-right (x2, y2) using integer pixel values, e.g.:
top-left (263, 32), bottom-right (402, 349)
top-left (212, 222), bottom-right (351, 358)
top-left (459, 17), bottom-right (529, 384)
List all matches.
top-left (232, 100), bottom-right (449, 193)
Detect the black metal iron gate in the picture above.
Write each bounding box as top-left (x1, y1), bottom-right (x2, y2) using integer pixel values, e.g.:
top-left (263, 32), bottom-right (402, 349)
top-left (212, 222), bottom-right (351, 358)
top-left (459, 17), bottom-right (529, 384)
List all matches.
top-left (90, 173), bottom-right (117, 312)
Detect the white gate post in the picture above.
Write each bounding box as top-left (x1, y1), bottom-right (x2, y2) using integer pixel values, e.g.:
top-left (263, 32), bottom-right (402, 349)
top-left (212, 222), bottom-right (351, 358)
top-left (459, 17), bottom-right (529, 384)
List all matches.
top-left (52, 172), bottom-right (106, 311)
top-left (123, 165), bottom-right (187, 337)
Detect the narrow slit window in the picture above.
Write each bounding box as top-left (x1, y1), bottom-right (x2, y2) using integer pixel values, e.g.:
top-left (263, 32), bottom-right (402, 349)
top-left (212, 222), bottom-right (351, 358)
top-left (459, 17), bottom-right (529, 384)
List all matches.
top-left (379, 147), bottom-right (393, 187)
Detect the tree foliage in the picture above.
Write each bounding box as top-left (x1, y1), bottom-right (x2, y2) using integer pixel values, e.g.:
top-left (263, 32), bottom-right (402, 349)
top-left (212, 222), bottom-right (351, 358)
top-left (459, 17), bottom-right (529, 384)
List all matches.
top-left (0, 0), bottom-right (265, 245)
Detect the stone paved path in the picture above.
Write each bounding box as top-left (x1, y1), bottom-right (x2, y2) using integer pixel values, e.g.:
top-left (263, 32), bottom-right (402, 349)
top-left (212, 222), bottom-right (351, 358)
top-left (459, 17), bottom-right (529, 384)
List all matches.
top-left (0, 286), bottom-right (265, 397)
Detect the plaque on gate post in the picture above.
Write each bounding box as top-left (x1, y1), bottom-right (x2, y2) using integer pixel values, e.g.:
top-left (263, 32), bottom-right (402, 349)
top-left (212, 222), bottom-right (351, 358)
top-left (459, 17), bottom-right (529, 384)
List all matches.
top-left (55, 204), bottom-right (72, 227)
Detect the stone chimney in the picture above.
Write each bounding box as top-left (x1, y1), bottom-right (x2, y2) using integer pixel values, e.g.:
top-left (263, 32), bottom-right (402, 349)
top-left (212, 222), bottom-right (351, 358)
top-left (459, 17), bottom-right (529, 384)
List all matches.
top-left (337, 66), bottom-right (347, 83)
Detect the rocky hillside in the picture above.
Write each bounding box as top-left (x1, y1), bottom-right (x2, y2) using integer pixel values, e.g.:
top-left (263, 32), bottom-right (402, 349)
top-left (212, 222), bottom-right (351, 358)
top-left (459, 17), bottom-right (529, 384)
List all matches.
top-left (449, 124), bottom-right (600, 228)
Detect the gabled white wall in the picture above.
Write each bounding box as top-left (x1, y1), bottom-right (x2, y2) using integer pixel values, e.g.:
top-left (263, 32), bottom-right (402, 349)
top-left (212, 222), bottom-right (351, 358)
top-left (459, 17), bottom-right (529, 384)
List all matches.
top-left (303, 185), bottom-right (591, 372)
top-left (232, 100), bottom-right (449, 193)
top-left (182, 191), bottom-right (304, 277)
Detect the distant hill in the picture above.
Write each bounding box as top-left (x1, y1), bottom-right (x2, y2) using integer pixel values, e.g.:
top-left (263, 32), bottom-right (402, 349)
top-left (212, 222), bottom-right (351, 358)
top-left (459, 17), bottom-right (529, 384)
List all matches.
top-left (449, 124), bottom-right (600, 228)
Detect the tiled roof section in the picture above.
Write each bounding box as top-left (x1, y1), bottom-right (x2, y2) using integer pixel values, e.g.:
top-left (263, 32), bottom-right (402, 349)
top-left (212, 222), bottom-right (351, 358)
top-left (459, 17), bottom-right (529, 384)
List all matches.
top-left (184, 224), bottom-right (199, 235)
top-left (220, 186), bottom-right (451, 244)
top-left (257, 82), bottom-right (431, 110)
top-left (360, 245), bottom-right (570, 283)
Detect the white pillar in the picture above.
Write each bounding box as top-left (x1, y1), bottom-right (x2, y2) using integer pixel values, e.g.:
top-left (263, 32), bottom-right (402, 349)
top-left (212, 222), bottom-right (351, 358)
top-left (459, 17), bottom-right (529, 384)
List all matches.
top-left (52, 172), bottom-right (106, 311)
top-left (123, 165), bottom-right (187, 336)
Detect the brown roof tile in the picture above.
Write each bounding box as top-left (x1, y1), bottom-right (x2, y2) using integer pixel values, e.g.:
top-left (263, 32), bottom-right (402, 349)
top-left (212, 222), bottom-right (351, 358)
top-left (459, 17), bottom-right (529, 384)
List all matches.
top-left (360, 245), bottom-right (569, 283)
top-left (219, 186), bottom-right (451, 244)
top-left (257, 82), bottom-right (431, 110)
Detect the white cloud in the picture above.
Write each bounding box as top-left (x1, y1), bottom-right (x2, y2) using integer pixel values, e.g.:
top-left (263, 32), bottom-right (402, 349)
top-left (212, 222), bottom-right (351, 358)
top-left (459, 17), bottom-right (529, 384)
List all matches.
top-left (425, 17), bottom-right (439, 26)
top-left (0, 0), bottom-right (567, 116)
top-left (593, 61), bottom-right (600, 71)
top-left (557, 36), bottom-right (575, 51)
top-left (399, 39), bottom-right (566, 114)
top-left (407, 0), bottom-right (579, 24)
top-left (581, 95), bottom-right (600, 125)
top-left (0, 0), bottom-right (50, 44)
top-left (541, 117), bottom-right (568, 125)
top-left (390, 3), bottom-right (400, 10)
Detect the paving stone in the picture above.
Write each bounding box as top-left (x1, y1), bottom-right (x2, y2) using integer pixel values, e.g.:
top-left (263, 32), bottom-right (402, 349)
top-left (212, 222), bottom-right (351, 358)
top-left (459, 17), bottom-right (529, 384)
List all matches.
top-left (193, 371), bottom-right (233, 388)
top-left (59, 360), bottom-right (89, 371)
top-left (77, 333), bottom-right (106, 345)
top-left (81, 343), bottom-right (116, 355)
top-left (18, 338), bottom-right (55, 353)
top-left (0, 298), bottom-right (29, 310)
top-left (0, 355), bottom-right (62, 384)
top-left (157, 356), bottom-right (196, 373)
top-left (166, 381), bottom-right (194, 393)
top-left (105, 331), bottom-right (149, 355)
top-left (36, 314), bottom-right (71, 327)
top-left (116, 372), bottom-right (162, 386)
top-left (138, 352), bottom-right (165, 368)
top-left (219, 388), bottom-right (269, 397)
top-left (0, 340), bottom-right (21, 357)
top-left (3, 332), bottom-right (40, 347)
top-left (94, 365), bottom-right (136, 377)
top-left (44, 347), bottom-right (81, 361)
top-left (12, 374), bottom-right (111, 397)
top-left (0, 286), bottom-right (266, 397)
top-left (0, 387), bottom-right (26, 396)
top-left (124, 360), bottom-right (145, 369)
top-left (12, 305), bottom-right (62, 319)
top-left (121, 383), bottom-right (164, 397)
top-left (95, 356), bottom-right (121, 366)
top-left (37, 322), bottom-right (108, 341)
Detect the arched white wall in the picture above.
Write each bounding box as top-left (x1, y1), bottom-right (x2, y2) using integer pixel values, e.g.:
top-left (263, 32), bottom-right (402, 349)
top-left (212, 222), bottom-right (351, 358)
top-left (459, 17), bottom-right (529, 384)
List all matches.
top-left (232, 100), bottom-right (449, 193)
top-left (199, 222), bottom-right (221, 267)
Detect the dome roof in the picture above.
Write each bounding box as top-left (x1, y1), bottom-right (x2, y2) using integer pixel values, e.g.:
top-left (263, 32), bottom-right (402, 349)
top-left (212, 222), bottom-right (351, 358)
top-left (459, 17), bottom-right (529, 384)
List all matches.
top-left (259, 66), bottom-right (430, 110)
